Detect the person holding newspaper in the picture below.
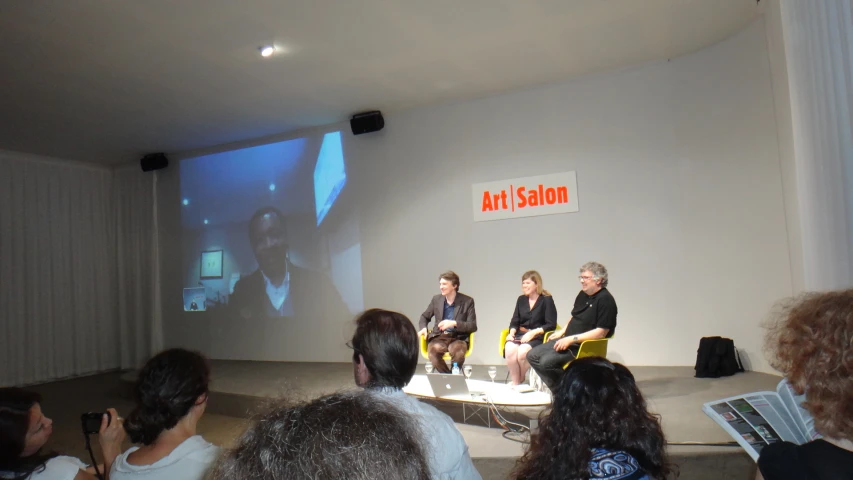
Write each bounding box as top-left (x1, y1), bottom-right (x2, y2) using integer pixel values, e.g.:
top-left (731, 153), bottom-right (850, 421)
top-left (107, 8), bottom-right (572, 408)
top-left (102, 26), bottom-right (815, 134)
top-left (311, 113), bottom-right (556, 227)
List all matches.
top-left (756, 288), bottom-right (853, 480)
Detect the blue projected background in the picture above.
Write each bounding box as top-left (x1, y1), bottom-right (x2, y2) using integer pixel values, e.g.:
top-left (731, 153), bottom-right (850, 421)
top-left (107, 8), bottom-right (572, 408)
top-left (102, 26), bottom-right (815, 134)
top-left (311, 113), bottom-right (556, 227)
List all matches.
top-left (178, 132), bottom-right (364, 320)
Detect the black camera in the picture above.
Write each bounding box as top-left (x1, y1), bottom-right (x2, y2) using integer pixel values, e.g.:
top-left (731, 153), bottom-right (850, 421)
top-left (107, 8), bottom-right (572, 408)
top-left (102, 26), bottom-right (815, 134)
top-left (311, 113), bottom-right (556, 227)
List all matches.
top-left (81, 411), bottom-right (110, 434)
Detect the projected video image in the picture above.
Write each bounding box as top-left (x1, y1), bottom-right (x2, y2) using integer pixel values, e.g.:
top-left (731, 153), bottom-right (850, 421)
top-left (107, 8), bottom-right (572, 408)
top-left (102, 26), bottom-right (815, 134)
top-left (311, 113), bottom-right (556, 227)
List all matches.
top-left (179, 133), bottom-right (364, 322)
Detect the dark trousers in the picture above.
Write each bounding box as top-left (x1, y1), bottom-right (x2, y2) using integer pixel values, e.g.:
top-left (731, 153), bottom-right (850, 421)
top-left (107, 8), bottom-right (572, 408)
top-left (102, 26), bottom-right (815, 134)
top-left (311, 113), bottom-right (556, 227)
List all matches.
top-left (526, 339), bottom-right (580, 390)
top-left (427, 336), bottom-right (468, 373)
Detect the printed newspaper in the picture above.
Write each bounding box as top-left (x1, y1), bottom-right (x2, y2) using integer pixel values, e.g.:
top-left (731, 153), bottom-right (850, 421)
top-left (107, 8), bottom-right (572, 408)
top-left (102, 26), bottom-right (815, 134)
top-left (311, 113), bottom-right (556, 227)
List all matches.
top-left (702, 378), bottom-right (821, 461)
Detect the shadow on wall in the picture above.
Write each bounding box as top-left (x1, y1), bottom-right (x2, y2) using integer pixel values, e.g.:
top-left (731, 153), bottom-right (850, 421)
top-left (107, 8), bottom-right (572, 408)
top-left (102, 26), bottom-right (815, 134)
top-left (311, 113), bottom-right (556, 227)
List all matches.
top-left (737, 349), bottom-right (753, 371)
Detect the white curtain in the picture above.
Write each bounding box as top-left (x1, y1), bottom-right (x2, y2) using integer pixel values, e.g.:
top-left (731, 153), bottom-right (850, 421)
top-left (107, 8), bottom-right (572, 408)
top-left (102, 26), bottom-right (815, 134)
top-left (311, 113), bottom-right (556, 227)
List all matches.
top-left (115, 166), bottom-right (163, 369)
top-left (0, 152), bottom-right (160, 386)
top-left (0, 153), bottom-right (119, 385)
top-left (781, 0), bottom-right (853, 290)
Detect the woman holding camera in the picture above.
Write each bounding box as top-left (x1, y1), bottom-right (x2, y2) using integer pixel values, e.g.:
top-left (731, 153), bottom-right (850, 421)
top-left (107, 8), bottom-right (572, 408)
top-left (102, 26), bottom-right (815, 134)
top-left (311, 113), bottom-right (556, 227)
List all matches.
top-left (0, 388), bottom-right (125, 480)
top-left (109, 348), bottom-right (218, 480)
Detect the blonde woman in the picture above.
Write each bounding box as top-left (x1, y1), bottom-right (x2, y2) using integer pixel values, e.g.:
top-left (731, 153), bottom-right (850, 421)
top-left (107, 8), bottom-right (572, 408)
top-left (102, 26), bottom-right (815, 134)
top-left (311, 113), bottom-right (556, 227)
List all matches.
top-left (504, 271), bottom-right (557, 385)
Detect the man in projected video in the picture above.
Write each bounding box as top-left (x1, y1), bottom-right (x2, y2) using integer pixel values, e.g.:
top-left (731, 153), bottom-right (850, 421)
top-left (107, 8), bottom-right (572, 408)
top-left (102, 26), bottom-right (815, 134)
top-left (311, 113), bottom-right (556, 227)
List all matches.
top-left (230, 206), bottom-right (348, 319)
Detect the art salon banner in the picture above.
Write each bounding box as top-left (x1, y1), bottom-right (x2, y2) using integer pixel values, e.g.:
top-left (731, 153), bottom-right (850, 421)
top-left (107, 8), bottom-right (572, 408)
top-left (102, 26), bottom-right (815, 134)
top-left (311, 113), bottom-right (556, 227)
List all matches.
top-left (472, 171), bottom-right (579, 222)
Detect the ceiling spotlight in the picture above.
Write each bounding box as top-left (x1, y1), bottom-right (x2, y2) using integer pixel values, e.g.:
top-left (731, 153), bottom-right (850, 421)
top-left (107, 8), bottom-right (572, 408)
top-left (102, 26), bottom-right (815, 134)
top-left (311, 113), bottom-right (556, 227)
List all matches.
top-left (182, 198), bottom-right (189, 206)
top-left (203, 219), bottom-right (209, 225)
top-left (260, 46), bottom-right (275, 57)
top-left (269, 183), bottom-right (276, 192)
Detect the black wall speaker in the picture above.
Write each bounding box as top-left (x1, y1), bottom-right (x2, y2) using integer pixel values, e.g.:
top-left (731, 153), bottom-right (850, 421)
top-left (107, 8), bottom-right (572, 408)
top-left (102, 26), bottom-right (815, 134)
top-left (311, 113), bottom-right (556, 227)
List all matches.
top-left (350, 111), bottom-right (384, 135)
top-left (140, 153), bottom-right (169, 172)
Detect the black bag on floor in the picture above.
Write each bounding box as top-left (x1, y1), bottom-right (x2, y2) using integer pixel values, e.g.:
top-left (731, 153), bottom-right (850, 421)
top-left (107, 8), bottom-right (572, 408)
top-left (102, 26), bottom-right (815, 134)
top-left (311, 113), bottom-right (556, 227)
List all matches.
top-left (694, 336), bottom-right (743, 378)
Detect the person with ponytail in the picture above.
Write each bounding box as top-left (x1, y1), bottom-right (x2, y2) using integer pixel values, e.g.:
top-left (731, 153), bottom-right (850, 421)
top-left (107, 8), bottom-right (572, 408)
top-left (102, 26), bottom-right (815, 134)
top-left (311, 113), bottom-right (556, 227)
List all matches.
top-left (0, 388), bottom-right (124, 480)
top-left (110, 349), bottom-right (218, 480)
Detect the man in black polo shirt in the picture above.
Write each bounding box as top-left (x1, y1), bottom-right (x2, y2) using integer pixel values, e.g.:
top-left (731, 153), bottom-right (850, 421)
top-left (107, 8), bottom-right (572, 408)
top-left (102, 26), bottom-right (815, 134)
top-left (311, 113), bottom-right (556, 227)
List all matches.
top-left (527, 261), bottom-right (617, 390)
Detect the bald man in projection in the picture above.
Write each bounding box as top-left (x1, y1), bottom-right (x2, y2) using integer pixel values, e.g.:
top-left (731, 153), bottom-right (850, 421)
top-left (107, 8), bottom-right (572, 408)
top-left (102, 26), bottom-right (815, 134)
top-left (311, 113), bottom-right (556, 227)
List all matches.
top-left (229, 206), bottom-right (349, 321)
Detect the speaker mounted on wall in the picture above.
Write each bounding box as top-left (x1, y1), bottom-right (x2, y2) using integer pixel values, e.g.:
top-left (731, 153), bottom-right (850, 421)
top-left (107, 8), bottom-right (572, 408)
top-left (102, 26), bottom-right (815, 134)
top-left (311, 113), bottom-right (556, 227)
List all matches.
top-left (350, 111), bottom-right (384, 135)
top-left (140, 153), bottom-right (169, 172)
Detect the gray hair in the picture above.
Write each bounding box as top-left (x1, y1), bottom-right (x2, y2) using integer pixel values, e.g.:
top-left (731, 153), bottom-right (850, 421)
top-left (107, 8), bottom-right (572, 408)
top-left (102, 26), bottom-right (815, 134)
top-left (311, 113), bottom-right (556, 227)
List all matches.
top-left (211, 391), bottom-right (429, 480)
top-left (580, 262), bottom-right (609, 288)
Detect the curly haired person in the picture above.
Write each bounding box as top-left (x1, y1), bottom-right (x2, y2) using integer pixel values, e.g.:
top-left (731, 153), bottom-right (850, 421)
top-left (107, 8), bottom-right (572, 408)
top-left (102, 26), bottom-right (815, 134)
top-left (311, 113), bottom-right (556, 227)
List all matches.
top-left (757, 288), bottom-right (853, 480)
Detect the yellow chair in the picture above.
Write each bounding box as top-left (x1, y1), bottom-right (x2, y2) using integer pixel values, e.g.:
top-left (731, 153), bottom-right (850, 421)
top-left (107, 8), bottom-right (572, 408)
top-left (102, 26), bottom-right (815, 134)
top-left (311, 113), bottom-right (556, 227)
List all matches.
top-left (498, 324), bottom-right (561, 357)
top-left (543, 327), bottom-right (562, 343)
top-left (562, 337), bottom-right (611, 369)
top-left (420, 332), bottom-right (475, 361)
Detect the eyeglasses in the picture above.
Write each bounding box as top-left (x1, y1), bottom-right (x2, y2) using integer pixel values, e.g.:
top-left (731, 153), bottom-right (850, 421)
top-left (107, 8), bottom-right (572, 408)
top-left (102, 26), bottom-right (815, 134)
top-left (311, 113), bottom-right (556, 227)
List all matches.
top-left (346, 341), bottom-right (361, 359)
top-left (578, 276), bottom-right (594, 281)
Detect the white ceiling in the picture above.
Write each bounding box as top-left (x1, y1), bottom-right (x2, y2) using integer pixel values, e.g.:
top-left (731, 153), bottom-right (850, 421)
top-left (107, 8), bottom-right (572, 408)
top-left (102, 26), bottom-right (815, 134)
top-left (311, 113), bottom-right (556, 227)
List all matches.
top-left (0, 0), bottom-right (762, 165)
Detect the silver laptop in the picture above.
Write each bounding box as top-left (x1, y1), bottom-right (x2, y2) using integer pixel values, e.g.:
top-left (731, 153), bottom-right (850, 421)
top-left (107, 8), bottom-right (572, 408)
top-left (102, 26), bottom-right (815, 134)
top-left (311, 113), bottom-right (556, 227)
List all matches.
top-left (426, 373), bottom-right (470, 398)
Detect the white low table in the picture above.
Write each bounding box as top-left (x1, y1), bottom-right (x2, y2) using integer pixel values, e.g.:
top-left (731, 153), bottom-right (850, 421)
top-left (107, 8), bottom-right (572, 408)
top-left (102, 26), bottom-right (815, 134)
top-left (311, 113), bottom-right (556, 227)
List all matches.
top-left (403, 375), bottom-right (550, 428)
top-left (404, 375), bottom-right (550, 406)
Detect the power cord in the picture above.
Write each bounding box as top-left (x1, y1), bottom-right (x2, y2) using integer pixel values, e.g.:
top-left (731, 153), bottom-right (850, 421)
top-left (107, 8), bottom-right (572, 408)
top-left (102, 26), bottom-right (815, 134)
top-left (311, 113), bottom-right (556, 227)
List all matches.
top-left (483, 393), bottom-right (531, 444)
top-left (482, 390), bottom-right (740, 448)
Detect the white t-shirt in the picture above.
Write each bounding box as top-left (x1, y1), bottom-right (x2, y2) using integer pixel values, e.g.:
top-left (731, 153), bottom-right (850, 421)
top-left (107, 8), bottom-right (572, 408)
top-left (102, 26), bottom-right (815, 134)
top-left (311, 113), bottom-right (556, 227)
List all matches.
top-left (369, 388), bottom-right (482, 480)
top-left (0, 455), bottom-right (87, 480)
top-left (110, 435), bottom-right (219, 480)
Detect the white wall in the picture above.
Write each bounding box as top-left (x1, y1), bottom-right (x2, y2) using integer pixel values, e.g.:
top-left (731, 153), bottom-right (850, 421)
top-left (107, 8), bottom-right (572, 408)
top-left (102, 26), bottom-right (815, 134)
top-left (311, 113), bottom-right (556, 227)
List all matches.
top-left (351, 18), bottom-right (791, 373)
top-left (160, 18), bottom-right (793, 372)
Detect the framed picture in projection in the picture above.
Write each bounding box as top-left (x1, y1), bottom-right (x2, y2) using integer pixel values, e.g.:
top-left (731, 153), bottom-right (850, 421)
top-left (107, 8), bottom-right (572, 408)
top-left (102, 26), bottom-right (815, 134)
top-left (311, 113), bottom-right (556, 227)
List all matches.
top-left (200, 250), bottom-right (224, 280)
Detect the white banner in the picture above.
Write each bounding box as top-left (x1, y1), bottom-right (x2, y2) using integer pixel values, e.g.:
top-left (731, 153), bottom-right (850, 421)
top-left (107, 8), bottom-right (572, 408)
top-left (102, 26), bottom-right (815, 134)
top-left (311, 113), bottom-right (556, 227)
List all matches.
top-left (472, 171), bottom-right (579, 222)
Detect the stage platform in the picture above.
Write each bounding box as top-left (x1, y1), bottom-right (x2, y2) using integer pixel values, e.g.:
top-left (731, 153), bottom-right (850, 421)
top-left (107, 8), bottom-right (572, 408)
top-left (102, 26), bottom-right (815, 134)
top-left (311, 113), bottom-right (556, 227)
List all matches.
top-left (119, 360), bottom-right (777, 479)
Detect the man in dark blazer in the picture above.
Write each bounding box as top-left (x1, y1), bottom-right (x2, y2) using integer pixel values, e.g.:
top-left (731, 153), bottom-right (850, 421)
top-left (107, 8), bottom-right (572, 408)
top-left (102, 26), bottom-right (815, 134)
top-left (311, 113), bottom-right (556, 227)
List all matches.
top-left (229, 206), bottom-right (350, 322)
top-left (418, 271), bottom-right (477, 373)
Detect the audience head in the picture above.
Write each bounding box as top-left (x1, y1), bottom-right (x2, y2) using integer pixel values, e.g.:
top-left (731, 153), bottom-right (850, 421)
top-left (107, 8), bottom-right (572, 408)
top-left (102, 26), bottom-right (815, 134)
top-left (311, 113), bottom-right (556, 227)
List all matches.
top-left (521, 270), bottom-right (550, 296)
top-left (439, 270), bottom-right (460, 294)
top-left (124, 348), bottom-right (210, 445)
top-left (579, 261), bottom-right (608, 291)
top-left (765, 288), bottom-right (853, 441)
top-left (513, 357), bottom-right (672, 480)
top-left (211, 391), bottom-right (430, 480)
top-left (350, 308), bottom-right (418, 389)
top-left (248, 206), bottom-right (289, 280)
top-left (0, 388), bottom-right (56, 477)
